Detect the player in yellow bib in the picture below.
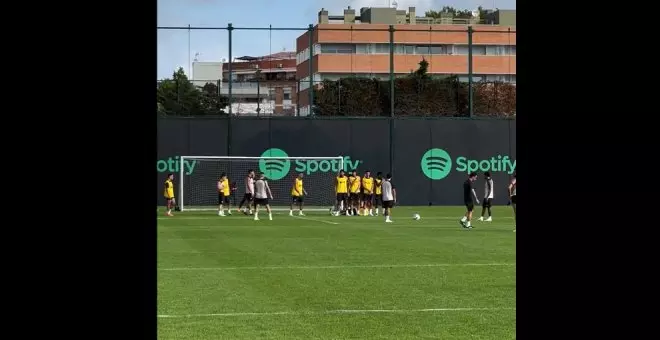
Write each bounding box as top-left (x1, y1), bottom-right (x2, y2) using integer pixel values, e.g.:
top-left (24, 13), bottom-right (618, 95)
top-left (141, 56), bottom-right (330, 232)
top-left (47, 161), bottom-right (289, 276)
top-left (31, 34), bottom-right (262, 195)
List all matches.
top-left (217, 173), bottom-right (232, 216)
top-left (334, 170), bottom-right (349, 216)
top-left (163, 173), bottom-right (175, 217)
top-left (348, 170), bottom-right (361, 216)
top-left (374, 172), bottom-right (383, 216)
top-left (361, 170), bottom-right (374, 216)
top-left (289, 173), bottom-right (308, 216)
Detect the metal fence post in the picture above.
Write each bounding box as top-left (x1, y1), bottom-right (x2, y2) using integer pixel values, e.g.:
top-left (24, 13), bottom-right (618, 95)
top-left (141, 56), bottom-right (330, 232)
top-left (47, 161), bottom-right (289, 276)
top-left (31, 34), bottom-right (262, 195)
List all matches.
top-left (389, 24), bottom-right (395, 176)
top-left (308, 24), bottom-right (314, 116)
top-left (389, 25), bottom-right (395, 117)
top-left (468, 25), bottom-right (474, 118)
top-left (228, 23), bottom-right (234, 116)
top-left (227, 23), bottom-right (233, 155)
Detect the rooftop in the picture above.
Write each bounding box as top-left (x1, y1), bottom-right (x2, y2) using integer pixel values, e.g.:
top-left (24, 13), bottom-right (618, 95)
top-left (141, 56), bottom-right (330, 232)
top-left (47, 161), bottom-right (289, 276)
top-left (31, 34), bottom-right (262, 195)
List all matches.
top-left (318, 6), bottom-right (516, 26)
top-left (234, 51), bottom-right (296, 62)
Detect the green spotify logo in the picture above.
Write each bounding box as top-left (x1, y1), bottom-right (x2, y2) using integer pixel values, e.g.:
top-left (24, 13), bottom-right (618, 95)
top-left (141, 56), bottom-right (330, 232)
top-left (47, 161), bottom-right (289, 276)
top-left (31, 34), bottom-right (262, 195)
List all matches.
top-left (259, 148), bottom-right (291, 180)
top-left (420, 148), bottom-right (517, 180)
top-left (420, 148), bottom-right (453, 180)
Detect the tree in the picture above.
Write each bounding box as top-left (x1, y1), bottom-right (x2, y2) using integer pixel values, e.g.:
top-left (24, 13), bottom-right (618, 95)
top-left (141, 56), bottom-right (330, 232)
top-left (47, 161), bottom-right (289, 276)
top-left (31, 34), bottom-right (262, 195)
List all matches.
top-left (312, 59), bottom-right (515, 117)
top-left (157, 67), bottom-right (228, 116)
top-left (425, 6), bottom-right (489, 22)
top-left (412, 58), bottom-right (430, 79)
top-left (199, 82), bottom-right (228, 115)
top-left (425, 6), bottom-right (473, 19)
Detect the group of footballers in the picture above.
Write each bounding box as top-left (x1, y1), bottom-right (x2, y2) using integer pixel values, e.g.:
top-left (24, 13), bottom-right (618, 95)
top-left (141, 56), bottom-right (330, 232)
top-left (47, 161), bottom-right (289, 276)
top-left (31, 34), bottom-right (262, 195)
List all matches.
top-left (164, 167), bottom-right (515, 229)
top-left (164, 169), bottom-right (308, 221)
top-left (460, 171), bottom-right (517, 231)
top-left (163, 168), bottom-right (395, 221)
top-left (332, 170), bottom-right (397, 222)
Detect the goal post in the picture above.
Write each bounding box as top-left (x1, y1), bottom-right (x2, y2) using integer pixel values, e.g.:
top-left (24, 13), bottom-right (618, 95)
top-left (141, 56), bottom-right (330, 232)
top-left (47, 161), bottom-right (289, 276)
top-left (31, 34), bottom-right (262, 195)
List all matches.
top-left (179, 156), bottom-right (345, 212)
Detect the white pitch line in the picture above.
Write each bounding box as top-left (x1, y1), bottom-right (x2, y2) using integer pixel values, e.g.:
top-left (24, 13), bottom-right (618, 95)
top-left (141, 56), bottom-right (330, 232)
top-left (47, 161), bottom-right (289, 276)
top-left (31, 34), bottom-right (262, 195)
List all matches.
top-left (159, 263), bottom-right (515, 271)
top-left (158, 307), bottom-right (515, 318)
top-left (157, 216), bottom-right (514, 221)
top-left (291, 215), bottom-right (339, 225)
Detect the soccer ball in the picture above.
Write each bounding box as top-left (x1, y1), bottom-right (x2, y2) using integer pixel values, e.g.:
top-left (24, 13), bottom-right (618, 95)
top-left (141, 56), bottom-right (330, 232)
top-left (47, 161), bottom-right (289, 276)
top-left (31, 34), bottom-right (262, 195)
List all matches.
top-left (413, 213), bottom-right (421, 220)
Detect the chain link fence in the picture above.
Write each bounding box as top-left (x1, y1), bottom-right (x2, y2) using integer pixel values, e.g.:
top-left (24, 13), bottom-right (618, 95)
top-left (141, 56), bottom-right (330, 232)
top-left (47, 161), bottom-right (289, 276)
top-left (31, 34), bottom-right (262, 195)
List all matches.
top-left (157, 24), bottom-right (515, 118)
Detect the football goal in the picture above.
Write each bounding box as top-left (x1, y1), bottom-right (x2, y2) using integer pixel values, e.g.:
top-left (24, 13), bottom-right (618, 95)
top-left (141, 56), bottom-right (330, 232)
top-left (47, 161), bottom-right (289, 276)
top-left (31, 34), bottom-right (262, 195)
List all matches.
top-left (179, 156), bottom-right (344, 212)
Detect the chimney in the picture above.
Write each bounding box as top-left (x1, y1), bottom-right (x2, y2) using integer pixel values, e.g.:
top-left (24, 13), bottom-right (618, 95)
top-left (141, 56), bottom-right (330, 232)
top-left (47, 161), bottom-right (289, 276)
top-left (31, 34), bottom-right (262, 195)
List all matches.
top-left (408, 6), bottom-right (416, 24)
top-left (344, 6), bottom-right (356, 24)
top-left (318, 8), bottom-right (329, 24)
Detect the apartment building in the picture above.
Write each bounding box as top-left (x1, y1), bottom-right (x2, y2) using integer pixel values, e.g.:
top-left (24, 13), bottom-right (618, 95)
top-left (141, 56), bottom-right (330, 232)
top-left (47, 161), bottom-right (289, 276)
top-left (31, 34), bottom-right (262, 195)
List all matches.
top-left (295, 6), bottom-right (516, 116)
top-left (221, 51), bottom-right (297, 115)
top-left (192, 61), bottom-right (224, 88)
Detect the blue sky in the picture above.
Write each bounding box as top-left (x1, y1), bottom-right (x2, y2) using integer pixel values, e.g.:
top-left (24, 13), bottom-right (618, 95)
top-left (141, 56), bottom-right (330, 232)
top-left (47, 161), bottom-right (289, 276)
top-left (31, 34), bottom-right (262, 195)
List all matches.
top-left (157, 0), bottom-right (516, 80)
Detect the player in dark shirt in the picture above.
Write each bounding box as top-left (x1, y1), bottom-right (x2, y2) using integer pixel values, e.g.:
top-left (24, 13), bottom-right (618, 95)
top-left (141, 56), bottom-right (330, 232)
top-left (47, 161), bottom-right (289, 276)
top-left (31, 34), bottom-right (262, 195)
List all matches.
top-left (460, 172), bottom-right (480, 229)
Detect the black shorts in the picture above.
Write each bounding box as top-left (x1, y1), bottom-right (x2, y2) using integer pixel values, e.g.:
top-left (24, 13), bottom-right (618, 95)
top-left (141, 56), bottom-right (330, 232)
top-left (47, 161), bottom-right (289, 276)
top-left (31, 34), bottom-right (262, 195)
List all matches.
top-left (482, 198), bottom-right (492, 208)
top-left (254, 198), bottom-right (269, 206)
top-left (164, 196), bottom-right (174, 202)
top-left (465, 201), bottom-right (475, 212)
top-left (374, 194), bottom-right (382, 203)
top-left (383, 200), bottom-right (394, 209)
top-left (243, 193), bottom-right (253, 201)
top-left (336, 193), bottom-right (348, 201)
top-left (362, 193), bottom-right (373, 202)
top-left (350, 192), bottom-right (360, 200)
top-left (218, 193), bottom-right (230, 204)
top-left (291, 195), bottom-right (303, 203)
top-left (511, 195), bottom-right (516, 204)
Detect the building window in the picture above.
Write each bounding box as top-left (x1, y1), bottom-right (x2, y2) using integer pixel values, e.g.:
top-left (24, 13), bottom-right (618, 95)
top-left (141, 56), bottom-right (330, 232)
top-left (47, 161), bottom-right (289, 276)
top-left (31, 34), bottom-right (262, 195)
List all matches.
top-left (415, 46), bottom-right (430, 55)
top-left (283, 88), bottom-right (291, 100)
top-left (313, 43), bottom-right (515, 56)
top-left (320, 44), bottom-right (356, 54)
top-left (373, 44), bottom-right (389, 54)
top-left (508, 46), bottom-right (516, 55)
top-left (453, 45), bottom-right (515, 56)
top-left (471, 45), bottom-right (487, 55)
top-left (430, 46), bottom-right (447, 54)
top-left (486, 45), bottom-right (507, 56)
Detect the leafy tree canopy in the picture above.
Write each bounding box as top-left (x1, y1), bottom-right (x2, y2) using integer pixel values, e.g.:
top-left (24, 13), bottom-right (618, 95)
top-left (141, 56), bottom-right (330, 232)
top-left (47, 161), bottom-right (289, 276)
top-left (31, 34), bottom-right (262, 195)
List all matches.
top-left (425, 6), bottom-right (488, 20)
top-left (157, 67), bottom-right (228, 116)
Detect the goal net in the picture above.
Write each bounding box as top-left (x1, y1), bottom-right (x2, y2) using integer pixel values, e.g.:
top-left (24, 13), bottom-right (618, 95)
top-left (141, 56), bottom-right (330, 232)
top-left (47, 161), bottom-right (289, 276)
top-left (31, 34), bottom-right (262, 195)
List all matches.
top-left (179, 156), bottom-right (344, 212)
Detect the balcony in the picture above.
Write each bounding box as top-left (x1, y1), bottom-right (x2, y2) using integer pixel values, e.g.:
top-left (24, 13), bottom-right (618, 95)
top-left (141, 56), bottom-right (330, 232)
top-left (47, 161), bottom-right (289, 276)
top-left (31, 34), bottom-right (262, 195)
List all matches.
top-left (219, 82), bottom-right (270, 98)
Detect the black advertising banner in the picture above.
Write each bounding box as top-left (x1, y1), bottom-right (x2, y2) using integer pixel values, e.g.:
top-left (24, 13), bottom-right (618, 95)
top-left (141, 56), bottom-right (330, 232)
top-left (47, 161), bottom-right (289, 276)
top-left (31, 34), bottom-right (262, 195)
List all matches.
top-left (157, 117), bottom-right (515, 206)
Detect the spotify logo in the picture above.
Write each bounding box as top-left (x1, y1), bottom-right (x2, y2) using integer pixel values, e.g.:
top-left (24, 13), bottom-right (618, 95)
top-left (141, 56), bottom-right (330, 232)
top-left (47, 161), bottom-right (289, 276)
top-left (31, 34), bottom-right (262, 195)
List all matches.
top-left (420, 148), bottom-right (452, 180)
top-left (259, 148), bottom-right (291, 180)
top-left (420, 148), bottom-right (516, 180)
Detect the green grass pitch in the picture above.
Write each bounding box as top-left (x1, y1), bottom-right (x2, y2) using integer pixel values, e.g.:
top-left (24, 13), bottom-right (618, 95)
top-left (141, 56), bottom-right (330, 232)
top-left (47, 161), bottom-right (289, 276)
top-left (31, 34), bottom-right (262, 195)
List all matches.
top-left (158, 206), bottom-right (516, 339)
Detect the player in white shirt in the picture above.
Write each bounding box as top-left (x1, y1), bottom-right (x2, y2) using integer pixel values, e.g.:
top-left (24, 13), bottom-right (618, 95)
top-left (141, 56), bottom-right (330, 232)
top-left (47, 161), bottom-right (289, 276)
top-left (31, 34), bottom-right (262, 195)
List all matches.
top-left (237, 169), bottom-right (255, 214)
top-left (253, 173), bottom-right (274, 221)
top-left (381, 173), bottom-right (396, 223)
top-left (478, 171), bottom-right (494, 222)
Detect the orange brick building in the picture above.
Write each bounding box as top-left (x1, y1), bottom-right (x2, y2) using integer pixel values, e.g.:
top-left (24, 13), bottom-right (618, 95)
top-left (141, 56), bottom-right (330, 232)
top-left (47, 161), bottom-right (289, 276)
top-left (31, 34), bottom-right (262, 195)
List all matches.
top-left (295, 6), bottom-right (516, 116)
top-left (221, 52), bottom-right (298, 115)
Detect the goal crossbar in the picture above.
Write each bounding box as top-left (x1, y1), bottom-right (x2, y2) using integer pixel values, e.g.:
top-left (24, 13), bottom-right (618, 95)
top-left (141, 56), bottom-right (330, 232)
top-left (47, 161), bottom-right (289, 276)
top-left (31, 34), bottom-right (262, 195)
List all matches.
top-left (179, 155), bottom-right (344, 212)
